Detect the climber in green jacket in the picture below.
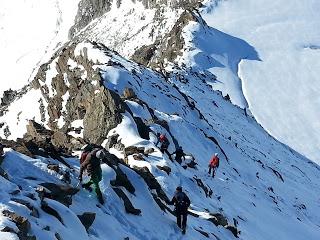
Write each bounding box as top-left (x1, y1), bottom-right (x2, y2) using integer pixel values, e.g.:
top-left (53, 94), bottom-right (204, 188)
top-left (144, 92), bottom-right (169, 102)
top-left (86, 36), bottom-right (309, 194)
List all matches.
top-left (79, 147), bottom-right (106, 204)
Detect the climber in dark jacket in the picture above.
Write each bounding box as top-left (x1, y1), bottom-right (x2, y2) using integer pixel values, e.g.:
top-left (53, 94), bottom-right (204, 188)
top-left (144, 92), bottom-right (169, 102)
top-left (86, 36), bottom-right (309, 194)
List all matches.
top-left (167, 186), bottom-right (191, 234)
top-left (170, 146), bottom-right (186, 164)
top-left (79, 148), bottom-right (106, 204)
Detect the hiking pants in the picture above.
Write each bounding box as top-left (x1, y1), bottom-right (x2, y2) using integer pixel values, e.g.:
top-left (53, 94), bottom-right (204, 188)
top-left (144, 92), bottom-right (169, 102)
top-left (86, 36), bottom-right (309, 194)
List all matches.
top-left (83, 170), bottom-right (103, 200)
top-left (160, 146), bottom-right (172, 161)
top-left (176, 212), bottom-right (188, 229)
top-left (208, 166), bottom-right (216, 177)
top-left (175, 156), bottom-right (182, 164)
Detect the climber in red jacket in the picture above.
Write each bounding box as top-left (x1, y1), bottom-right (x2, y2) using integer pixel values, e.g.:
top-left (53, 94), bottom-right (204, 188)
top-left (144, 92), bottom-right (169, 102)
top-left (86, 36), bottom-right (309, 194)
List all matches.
top-left (208, 153), bottom-right (219, 178)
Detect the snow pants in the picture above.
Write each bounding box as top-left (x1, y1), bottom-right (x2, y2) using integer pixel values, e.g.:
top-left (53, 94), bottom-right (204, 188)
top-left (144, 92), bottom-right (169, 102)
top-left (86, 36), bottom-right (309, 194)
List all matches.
top-left (82, 169), bottom-right (103, 203)
top-left (176, 211), bottom-right (188, 229)
top-left (208, 166), bottom-right (217, 177)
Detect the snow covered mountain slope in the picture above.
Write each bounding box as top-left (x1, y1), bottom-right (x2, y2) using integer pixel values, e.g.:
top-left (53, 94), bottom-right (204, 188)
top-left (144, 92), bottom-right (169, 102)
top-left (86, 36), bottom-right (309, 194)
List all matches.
top-left (1, 41), bottom-right (320, 240)
top-left (71, 0), bottom-right (186, 58)
top-left (2, 0), bottom-right (319, 166)
top-left (0, 0), bottom-right (79, 97)
top-left (200, 0), bottom-right (320, 164)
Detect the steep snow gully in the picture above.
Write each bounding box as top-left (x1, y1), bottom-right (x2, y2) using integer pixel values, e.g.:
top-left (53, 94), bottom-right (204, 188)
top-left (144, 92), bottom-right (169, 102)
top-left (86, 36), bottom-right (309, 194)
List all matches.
top-left (0, 41), bottom-right (320, 240)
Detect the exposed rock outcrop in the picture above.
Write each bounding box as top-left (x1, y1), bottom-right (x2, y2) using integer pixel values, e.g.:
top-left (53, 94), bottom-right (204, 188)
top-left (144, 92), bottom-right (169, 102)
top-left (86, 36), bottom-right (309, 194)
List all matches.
top-left (10, 198), bottom-right (39, 218)
top-left (37, 183), bottom-right (79, 207)
top-left (112, 187), bottom-right (141, 215)
top-left (156, 165), bottom-right (171, 175)
top-left (40, 200), bottom-right (63, 224)
top-left (33, 43), bottom-right (126, 145)
top-left (2, 210), bottom-right (35, 240)
top-left (132, 166), bottom-right (169, 203)
top-left (69, 0), bottom-right (112, 38)
top-left (69, 0), bottom-right (202, 40)
top-left (132, 10), bottom-right (198, 68)
top-left (77, 212), bottom-right (96, 231)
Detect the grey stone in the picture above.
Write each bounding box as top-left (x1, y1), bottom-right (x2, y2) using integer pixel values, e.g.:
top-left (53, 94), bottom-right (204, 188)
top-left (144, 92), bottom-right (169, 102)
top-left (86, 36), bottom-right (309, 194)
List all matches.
top-left (77, 212), bottom-right (96, 231)
top-left (112, 187), bottom-right (141, 215)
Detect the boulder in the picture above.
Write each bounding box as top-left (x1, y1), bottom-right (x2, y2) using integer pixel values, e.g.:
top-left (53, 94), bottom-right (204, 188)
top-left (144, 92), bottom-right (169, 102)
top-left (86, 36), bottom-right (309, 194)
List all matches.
top-left (41, 201), bottom-right (63, 224)
top-left (124, 146), bottom-right (145, 156)
top-left (1, 226), bottom-right (17, 234)
top-left (132, 166), bottom-right (169, 203)
top-left (105, 134), bottom-right (125, 151)
top-left (25, 120), bottom-right (52, 142)
top-left (133, 154), bottom-right (144, 161)
top-left (2, 209), bottom-right (35, 240)
top-left (83, 87), bottom-right (125, 144)
top-left (133, 117), bottom-right (150, 140)
top-left (208, 213), bottom-right (228, 227)
top-left (38, 183), bottom-right (79, 207)
top-left (1, 89), bottom-right (18, 107)
top-left (225, 225), bottom-right (238, 238)
top-left (156, 165), bottom-right (171, 175)
top-left (186, 160), bottom-right (197, 169)
top-left (55, 232), bottom-right (63, 240)
top-left (47, 164), bottom-right (60, 173)
top-left (123, 87), bottom-right (136, 99)
top-left (144, 148), bottom-right (155, 156)
top-left (112, 187), bottom-right (141, 215)
top-left (77, 212), bottom-right (96, 231)
top-left (110, 166), bottom-right (135, 194)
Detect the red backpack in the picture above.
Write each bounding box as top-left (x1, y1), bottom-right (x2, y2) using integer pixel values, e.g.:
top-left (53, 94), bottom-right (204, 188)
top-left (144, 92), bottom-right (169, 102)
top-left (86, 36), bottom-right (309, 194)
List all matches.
top-left (159, 134), bottom-right (167, 142)
top-left (80, 151), bottom-right (89, 164)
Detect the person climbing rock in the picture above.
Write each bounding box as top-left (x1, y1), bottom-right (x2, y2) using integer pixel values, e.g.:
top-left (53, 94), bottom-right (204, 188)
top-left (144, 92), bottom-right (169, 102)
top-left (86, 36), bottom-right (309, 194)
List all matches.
top-left (156, 133), bottom-right (172, 161)
top-left (167, 186), bottom-right (190, 234)
top-left (79, 147), bottom-right (106, 204)
top-left (208, 153), bottom-right (220, 178)
top-left (170, 146), bottom-right (186, 164)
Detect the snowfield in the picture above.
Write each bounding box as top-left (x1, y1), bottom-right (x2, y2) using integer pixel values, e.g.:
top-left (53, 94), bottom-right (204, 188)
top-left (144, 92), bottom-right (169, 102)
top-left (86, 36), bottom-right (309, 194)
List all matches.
top-left (0, 0), bottom-right (79, 96)
top-left (201, 0), bottom-right (320, 164)
top-left (0, 42), bottom-right (319, 240)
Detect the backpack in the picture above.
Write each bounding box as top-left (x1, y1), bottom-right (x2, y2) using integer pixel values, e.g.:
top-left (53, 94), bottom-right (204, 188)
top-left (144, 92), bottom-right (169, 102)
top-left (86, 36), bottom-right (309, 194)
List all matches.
top-left (162, 139), bottom-right (169, 148)
top-left (209, 156), bottom-right (219, 167)
top-left (175, 192), bottom-right (189, 211)
top-left (81, 144), bottom-right (103, 163)
top-left (80, 151), bottom-right (89, 164)
top-left (159, 134), bottom-right (166, 141)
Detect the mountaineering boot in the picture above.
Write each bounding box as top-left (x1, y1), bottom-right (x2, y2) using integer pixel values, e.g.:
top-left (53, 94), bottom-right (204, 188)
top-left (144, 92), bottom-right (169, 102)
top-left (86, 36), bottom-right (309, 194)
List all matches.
top-left (97, 193), bottom-right (104, 204)
top-left (82, 183), bottom-right (93, 192)
top-left (182, 227), bottom-right (186, 234)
